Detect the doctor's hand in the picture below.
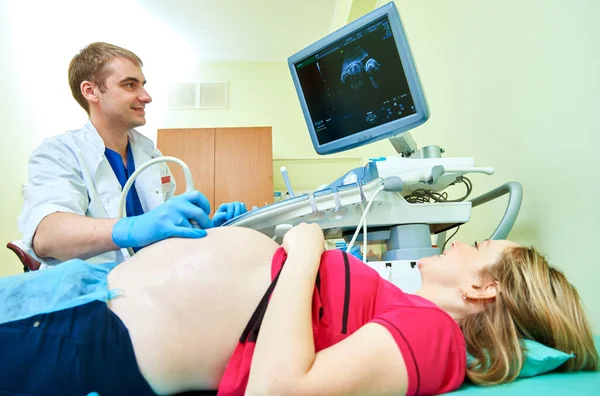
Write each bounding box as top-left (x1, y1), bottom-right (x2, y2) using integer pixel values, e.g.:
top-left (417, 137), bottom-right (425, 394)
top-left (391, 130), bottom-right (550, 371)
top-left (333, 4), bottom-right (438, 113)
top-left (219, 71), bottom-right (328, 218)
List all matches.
top-left (112, 190), bottom-right (212, 249)
top-left (212, 201), bottom-right (247, 227)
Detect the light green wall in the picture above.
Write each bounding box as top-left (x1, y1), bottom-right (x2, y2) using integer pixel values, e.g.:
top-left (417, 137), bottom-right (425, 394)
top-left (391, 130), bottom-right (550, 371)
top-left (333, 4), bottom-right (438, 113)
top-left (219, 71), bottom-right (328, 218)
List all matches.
top-left (388, 0), bottom-right (600, 331)
top-left (348, 0), bottom-right (379, 23)
top-left (161, 62), bottom-right (313, 157)
top-left (159, 62), bottom-right (368, 192)
top-left (0, 2), bottom-right (30, 276)
top-left (0, 0), bottom-right (598, 333)
top-left (309, 0), bottom-right (600, 336)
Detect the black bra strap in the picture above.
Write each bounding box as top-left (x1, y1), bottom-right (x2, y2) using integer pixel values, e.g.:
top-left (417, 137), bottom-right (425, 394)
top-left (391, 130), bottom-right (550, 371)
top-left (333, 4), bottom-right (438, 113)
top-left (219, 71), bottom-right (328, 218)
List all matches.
top-left (240, 263), bottom-right (284, 343)
top-left (239, 254), bottom-right (324, 343)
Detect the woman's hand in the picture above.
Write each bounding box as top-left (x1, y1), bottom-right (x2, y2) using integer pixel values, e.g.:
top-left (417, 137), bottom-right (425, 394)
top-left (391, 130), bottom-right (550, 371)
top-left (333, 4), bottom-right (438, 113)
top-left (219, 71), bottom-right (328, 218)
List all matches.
top-left (282, 222), bottom-right (324, 258)
top-left (248, 222), bottom-right (324, 393)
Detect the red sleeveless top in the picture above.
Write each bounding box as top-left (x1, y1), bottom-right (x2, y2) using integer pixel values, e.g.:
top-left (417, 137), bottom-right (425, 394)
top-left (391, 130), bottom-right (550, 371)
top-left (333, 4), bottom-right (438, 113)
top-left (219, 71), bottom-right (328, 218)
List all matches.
top-left (218, 248), bottom-right (465, 395)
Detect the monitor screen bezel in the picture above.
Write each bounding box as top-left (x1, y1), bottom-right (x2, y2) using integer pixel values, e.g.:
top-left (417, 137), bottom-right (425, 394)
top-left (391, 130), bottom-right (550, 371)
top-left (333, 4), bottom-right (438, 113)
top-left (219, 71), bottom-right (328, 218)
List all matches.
top-left (288, 2), bottom-right (429, 155)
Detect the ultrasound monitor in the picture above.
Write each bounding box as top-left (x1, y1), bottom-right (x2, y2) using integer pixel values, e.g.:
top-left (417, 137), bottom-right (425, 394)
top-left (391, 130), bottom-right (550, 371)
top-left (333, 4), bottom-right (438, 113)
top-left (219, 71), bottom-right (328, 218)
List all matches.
top-left (288, 2), bottom-right (428, 155)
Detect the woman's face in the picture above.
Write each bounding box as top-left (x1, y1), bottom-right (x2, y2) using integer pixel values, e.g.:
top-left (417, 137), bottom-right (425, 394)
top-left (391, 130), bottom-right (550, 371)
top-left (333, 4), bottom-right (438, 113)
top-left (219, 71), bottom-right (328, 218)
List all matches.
top-left (418, 239), bottom-right (520, 288)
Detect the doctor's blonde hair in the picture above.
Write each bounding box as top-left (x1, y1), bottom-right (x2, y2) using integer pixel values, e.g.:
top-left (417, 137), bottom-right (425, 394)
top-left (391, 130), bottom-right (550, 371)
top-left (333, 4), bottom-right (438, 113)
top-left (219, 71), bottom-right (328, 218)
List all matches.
top-left (68, 42), bottom-right (143, 114)
top-left (461, 246), bottom-right (599, 385)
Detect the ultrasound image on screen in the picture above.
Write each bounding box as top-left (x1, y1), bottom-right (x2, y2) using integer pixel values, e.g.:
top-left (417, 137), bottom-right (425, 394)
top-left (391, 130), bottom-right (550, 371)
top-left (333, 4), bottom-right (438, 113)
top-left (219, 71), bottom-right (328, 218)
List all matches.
top-left (295, 16), bottom-right (416, 146)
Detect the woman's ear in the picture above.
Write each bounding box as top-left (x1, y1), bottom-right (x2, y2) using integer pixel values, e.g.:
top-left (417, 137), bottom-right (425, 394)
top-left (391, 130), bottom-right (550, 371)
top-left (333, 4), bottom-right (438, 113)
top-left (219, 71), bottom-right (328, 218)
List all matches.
top-left (464, 281), bottom-right (498, 301)
top-left (81, 81), bottom-right (99, 104)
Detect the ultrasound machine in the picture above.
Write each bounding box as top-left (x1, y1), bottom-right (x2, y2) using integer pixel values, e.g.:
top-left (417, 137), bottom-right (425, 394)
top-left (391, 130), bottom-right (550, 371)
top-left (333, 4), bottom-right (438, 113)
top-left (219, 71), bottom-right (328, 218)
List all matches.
top-left (224, 2), bottom-right (523, 293)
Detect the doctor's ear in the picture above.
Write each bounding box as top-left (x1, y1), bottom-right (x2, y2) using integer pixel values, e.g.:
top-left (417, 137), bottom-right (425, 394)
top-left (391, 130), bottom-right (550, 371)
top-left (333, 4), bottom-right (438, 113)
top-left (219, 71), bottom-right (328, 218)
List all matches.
top-left (81, 81), bottom-right (99, 104)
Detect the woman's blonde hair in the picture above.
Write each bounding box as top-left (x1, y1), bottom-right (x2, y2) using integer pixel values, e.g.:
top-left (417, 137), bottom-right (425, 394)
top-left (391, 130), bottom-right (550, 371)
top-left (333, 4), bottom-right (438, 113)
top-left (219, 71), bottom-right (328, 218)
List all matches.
top-left (461, 246), bottom-right (599, 385)
top-left (68, 42), bottom-right (143, 114)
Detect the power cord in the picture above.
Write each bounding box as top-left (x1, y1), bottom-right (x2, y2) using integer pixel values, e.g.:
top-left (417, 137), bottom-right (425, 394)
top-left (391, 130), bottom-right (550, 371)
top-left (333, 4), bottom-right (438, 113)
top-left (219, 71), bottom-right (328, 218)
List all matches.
top-left (345, 176), bottom-right (472, 260)
top-left (346, 185), bottom-right (386, 262)
top-left (405, 176), bottom-right (472, 203)
top-left (441, 226), bottom-right (460, 252)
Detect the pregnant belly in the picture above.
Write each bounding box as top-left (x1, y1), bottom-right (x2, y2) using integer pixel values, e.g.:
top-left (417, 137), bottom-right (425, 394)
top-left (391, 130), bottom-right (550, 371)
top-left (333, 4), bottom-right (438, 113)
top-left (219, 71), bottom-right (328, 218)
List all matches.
top-left (107, 227), bottom-right (277, 393)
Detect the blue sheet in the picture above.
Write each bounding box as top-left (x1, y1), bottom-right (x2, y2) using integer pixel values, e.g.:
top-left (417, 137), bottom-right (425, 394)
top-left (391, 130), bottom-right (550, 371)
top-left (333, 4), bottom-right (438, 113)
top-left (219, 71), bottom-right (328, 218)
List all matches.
top-left (450, 336), bottom-right (600, 395)
top-left (0, 259), bottom-right (120, 325)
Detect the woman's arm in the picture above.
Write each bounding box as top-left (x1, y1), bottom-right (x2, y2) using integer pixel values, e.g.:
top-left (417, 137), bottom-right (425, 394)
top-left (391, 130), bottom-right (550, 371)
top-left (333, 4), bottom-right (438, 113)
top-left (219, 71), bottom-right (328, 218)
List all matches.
top-left (247, 223), bottom-right (323, 391)
top-left (246, 223), bottom-right (409, 396)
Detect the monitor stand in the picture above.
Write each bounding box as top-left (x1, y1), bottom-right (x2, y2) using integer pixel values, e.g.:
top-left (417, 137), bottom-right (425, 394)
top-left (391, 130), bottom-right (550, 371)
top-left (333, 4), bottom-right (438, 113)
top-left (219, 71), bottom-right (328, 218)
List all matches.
top-left (343, 224), bottom-right (436, 294)
top-left (388, 132), bottom-right (445, 159)
top-left (347, 133), bottom-right (449, 291)
top-left (388, 132), bottom-right (418, 157)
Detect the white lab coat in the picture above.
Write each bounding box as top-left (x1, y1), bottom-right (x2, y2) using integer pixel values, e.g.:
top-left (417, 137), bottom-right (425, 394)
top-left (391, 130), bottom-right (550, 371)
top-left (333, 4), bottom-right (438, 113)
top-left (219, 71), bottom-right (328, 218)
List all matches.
top-left (18, 120), bottom-right (176, 266)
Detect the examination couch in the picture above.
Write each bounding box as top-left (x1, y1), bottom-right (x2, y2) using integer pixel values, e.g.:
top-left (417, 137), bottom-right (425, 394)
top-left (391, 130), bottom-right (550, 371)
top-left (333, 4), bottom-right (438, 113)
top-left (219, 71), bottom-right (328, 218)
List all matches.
top-left (4, 243), bottom-right (599, 395)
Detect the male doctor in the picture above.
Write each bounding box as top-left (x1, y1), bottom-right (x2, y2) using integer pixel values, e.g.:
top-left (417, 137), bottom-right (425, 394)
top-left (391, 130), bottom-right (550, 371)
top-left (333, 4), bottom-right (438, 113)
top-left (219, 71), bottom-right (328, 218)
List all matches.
top-left (18, 42), bottom-right (246, 266)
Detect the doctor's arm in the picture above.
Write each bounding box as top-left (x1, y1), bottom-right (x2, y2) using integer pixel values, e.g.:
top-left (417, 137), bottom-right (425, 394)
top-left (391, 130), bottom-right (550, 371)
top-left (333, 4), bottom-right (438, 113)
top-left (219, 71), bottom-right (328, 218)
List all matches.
top-left (34, 213), bottom-right (119, 261)
top-left (33, 191), bottom-right (214, 261)
top-left (21, 142), bottom-right (213, 261)
top-left (246, 223), bottom-right (409, 396)
top-left (19, 141), bottom-right (115, 261)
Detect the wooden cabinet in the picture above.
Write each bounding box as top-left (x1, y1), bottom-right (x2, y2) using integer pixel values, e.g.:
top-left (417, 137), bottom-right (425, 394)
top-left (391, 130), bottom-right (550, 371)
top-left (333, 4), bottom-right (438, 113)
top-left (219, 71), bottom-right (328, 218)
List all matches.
top-left (157, 127), bottom-right (215, 204)
top-left (157, 127), bottom-right (273, 215)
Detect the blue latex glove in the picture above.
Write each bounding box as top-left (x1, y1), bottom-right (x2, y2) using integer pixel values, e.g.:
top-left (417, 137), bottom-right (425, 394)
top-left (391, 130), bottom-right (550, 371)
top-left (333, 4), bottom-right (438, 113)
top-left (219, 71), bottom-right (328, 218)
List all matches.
top-left (212, 201), bottom-right (247, 227)
top-left (112, 190), bottom-right (213, 249)
top-left (340, 245), bottom-right (363, 260)
top-left (349, 245), bottom-right (363, 260)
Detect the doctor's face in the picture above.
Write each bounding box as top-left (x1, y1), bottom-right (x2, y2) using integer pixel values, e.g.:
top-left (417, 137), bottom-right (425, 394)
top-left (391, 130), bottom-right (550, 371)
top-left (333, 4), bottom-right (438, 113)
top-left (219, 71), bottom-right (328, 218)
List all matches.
top-left (95, 57), bottom-right (152, 130)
